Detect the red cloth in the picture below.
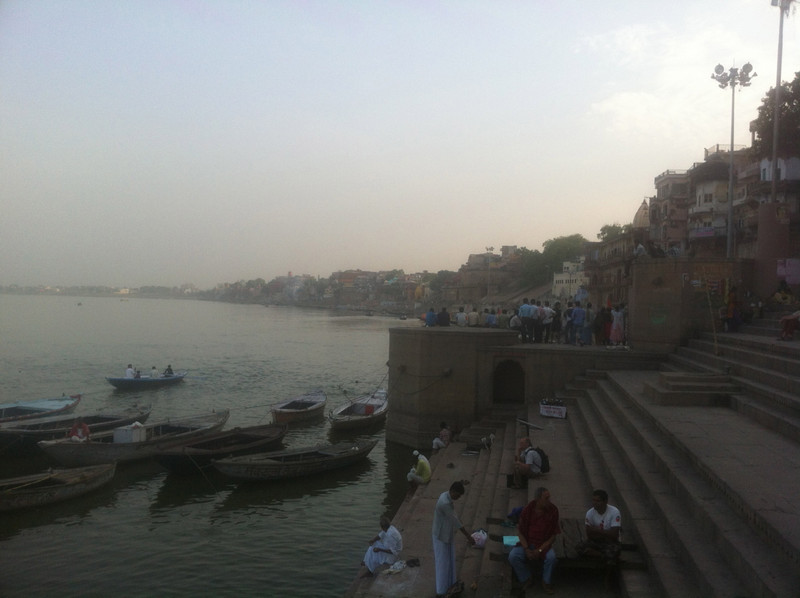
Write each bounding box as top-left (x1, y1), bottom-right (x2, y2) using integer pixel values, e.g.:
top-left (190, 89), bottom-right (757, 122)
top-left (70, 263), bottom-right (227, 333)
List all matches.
top-left (517, 501), bottom-right (560, 550)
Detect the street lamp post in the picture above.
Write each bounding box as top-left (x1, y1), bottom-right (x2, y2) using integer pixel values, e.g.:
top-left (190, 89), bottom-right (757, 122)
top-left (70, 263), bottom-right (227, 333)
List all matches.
top-left (770, 0), bottom-right (794, 203)
top-left (485, 246), bottom-right (494, 300)
top-left (711, 62), bottom-right (756, 258)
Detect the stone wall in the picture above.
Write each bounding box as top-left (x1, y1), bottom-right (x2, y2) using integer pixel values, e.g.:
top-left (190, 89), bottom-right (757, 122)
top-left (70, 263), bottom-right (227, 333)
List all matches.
top-left (628, 257), bottom-right (754, 352)
top-left (386, 327), bottom-right (517, 448)
top-left (387, 327), bottom-right (665, 448)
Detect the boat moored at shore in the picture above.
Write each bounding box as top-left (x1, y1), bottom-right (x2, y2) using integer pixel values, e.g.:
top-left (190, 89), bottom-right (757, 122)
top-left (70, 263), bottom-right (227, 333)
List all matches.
top-left (0, 395), bottom-right (82, 424)
top-left (38, 409), bottom-right (230, 467)
top-left (270, 389), bottom-right (327, 424)
top-left (212, 439), bottom-right (378, 481)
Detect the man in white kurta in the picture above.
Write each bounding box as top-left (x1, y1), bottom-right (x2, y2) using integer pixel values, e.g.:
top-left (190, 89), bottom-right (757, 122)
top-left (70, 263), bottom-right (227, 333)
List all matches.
top-left (362, 516), bottom-right (403, 575)
top-left (431, 481), bottom-right (474, 597)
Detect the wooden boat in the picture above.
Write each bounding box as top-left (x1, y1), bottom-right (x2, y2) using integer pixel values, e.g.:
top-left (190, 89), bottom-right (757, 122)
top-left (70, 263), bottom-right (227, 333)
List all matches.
top-left (38, 409), bottom-right (230, 467)
top-left (212, 438), bottom-right (378, 481)
top-left (270, 389), bottom-right (327, 424)
top-left (0, 405), bottom-right (152, 452)
top-left (329, 389), bottom-right (388, 430)
top-left (155, 423), bottom-right (288, 474)
top-left (0, 395), bottom-right (81, 424)
top-left (0, 463), bottom-right (116, 512)
top-left (106, 371), bottom-right (187, 390)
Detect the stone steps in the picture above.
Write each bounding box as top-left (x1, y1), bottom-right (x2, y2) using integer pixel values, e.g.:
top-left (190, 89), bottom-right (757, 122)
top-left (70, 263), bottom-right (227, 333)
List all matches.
top-left (582, 380), bottom-right (757, 597)
top-left (597, 371), bottom-right (799, 597)
top-left (566, 392), bottom-right (661, 597)
top-left (473, 415), bottom-right (517, 598)
top-left (691, 336), bottom-right (800, 388)
top-left (642, 371), bottom-right (739, 407)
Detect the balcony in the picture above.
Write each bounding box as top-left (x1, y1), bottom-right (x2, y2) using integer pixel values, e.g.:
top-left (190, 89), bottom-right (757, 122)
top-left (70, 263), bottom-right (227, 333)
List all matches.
top-left (688, 204), bottom-right (717, 216)
top-left (688, 226), bottom-right (727, 239)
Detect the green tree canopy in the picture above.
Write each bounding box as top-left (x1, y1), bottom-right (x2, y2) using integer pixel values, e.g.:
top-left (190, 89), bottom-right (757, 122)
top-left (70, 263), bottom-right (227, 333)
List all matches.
top-left (597, 223), bottom-right (631, 242)
top-left (427, 270), bottom-right (457, 293)
top-left (751, 70), bottom-right (800, 160)
top-left (519, 234), bottom-right (588, 287)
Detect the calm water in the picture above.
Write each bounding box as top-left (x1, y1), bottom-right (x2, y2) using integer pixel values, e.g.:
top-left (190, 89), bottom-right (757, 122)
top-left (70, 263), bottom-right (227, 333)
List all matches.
top-left (0, 295), bottom-right (421, 598)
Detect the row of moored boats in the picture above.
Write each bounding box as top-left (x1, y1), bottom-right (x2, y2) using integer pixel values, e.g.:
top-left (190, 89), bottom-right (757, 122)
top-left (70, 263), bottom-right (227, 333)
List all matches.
top-left (0, 387), bottom-right (388, 512)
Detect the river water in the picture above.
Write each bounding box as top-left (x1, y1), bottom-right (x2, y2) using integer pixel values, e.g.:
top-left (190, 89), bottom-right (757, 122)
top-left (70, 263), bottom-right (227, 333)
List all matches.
top-left (0, 294), bottom-right (421, 598)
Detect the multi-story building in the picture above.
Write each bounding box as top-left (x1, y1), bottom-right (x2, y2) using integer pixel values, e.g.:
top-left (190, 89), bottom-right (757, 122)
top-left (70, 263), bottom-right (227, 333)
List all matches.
top-left (685, 144), bottom-right (750, 258)
top-left (552, 257), bottom-right (589, 302)
top-left (650, 170), bottom-right (690, 255)
top-left (441, 246), bottom-right (522, 306)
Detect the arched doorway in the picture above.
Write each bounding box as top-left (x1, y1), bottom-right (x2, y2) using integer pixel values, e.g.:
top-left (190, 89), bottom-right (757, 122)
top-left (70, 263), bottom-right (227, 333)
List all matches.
top-left (493, 360), bottom-right (525, 403)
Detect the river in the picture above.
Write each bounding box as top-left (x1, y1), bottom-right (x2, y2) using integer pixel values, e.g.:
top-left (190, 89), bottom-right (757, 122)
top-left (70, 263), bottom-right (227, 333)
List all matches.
top-left (0, 294), bottom-right (421, 598)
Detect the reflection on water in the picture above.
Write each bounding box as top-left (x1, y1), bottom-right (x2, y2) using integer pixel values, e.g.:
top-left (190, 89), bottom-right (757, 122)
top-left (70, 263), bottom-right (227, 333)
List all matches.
top-left (150, 470), bottom-right (234, 512)
top-left (0, 295), bottom-right (419, 597)
top-left (215, 458), bottom-right (376, 516)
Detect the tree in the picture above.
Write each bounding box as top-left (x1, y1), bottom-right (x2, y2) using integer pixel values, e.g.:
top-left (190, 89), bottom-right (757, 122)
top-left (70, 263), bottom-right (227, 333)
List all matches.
top-left (750, 70), bottom-right (800, 160)
top-left (597, 223), bottom-right (631, 242)
top-left (519, 248), bottom-right (546, 287)
top-left (427, 270), bottom-right (457, 293)
top-left (542, 234), bottom-right (587, 267)
top-left (519, 235), bottom-right (588, 287)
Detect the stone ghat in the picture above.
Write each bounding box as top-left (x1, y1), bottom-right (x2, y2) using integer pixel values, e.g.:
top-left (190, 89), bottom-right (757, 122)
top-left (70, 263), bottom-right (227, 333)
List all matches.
top-left (345, 361), bottom-right (800, 596)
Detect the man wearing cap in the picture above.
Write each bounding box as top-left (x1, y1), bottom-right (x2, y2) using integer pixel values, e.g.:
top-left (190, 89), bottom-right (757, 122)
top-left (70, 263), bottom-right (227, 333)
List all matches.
top-left (406, 450), bottom-right (431, 497)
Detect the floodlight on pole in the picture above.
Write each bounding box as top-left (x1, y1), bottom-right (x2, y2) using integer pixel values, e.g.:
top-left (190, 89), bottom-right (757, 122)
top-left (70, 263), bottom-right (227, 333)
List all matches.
top-left (710, 62), bottom-right (756, 258)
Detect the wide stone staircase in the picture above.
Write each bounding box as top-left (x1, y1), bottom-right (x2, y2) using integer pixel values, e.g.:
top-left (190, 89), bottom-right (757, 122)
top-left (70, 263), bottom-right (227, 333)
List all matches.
top-left (345, 309), bottom-right (800, 598)
top-left (559, 309), bottom-right (800, 598)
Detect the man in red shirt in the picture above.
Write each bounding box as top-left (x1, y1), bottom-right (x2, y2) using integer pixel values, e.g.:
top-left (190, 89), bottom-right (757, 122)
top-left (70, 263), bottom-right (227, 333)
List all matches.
top-left (508, 486), bottom-right (560, 594)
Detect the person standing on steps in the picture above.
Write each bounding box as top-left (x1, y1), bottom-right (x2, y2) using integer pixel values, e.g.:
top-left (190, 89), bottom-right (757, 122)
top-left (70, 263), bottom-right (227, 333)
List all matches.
top-left (432, 481), bottom-right (475, 597)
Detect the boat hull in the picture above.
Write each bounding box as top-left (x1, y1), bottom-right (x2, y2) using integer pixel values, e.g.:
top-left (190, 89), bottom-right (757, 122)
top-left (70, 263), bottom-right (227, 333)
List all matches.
top-left (270, 390), bottom-right (327, 424)
top-left (155, 423), bottom-right (288, 474)
top-left (0, 463), bottom-right (116, 512)
top-left (0, 395), bottom-right (81, 424)
top-left (0, 406), bottom-right (152, 452)
top-left (38, 410), bottom-right (230, 467)
top-left (212, 439), bottom-right (378, 481)
top-left (329, 390), bottom-right (388, 431)
top-left (106, 372), bottom-right (187, 390)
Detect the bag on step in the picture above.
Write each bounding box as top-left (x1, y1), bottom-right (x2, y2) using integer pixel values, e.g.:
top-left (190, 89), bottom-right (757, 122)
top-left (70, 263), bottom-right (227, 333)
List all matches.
top-left (534, 447), bottom-right (550, 473)
top-left (470, 528), bottom-right (488, 548)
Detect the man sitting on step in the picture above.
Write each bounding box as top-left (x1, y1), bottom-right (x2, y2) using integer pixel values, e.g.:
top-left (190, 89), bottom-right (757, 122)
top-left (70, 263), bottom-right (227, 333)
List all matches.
top-left (576, 489), bottom-right (622, 563)
top-left (512, 437), bottom-right (542, 489)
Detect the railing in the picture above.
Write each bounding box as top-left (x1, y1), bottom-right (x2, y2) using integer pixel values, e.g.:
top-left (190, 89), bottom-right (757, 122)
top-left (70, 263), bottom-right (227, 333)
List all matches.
top-left (704, 143), bottom-right (747, 158)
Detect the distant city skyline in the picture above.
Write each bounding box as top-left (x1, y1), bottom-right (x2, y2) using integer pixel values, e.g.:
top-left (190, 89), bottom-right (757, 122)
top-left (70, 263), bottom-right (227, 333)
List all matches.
top-left (2, 1), bottom-right (798, 289)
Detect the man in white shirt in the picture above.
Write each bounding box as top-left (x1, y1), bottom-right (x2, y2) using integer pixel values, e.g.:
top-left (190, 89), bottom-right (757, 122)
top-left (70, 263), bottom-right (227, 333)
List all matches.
top-left (540, 301), bottom-right (555, 343)
top-left (577, 489), bottom-right (622, 566)
top-left (361, 516), bottom-right (403, 576)
top-left (125, 364), bottom-right (135, 378)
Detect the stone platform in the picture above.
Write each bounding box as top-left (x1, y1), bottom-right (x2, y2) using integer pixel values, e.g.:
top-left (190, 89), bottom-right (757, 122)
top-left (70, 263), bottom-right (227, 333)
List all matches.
top-left (344, 315), bottom-right (800, 598)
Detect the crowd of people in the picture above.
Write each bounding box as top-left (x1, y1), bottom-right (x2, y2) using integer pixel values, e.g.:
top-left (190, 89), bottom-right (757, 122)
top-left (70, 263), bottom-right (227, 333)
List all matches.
top-left (422, 300), bottom-right (629, 347)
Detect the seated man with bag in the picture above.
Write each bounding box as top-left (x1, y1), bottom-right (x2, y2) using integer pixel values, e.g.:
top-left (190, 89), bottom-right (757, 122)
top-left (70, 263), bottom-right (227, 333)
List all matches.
top-left (512, 438), bottom-right (542, 489)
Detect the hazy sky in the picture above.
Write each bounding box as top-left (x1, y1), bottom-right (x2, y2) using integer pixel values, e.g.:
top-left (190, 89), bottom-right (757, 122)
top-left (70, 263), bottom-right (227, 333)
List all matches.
top-left (2, 1), bottom-right (799, 289)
